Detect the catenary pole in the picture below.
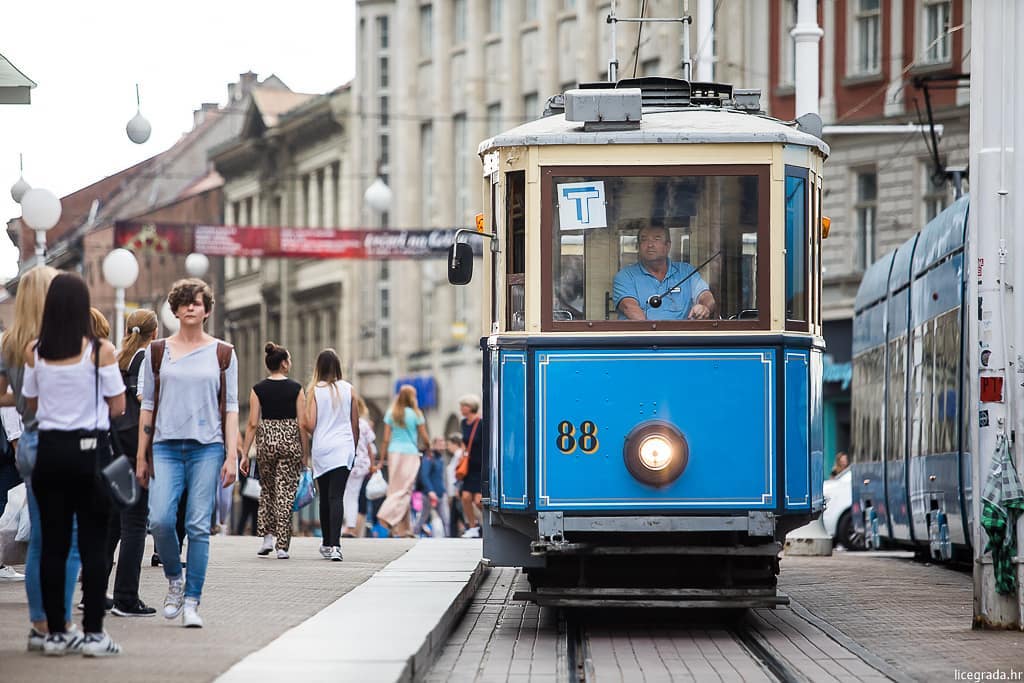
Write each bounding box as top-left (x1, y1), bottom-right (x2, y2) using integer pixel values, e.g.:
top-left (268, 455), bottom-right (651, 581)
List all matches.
top-left (791, 0), bottom-right (823, 117)
top-left (969, 0), bottom-right (1023, 628)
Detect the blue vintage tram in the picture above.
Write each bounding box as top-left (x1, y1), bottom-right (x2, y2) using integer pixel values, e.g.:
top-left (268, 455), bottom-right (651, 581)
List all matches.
top-left (449, 79), bottom-right (828, 608)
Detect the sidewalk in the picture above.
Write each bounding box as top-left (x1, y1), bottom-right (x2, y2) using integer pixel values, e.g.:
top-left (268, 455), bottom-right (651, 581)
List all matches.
top-left (779, 551), bottom-right (1024, 681)
top-left (0, 536), bottom-right (425, 683)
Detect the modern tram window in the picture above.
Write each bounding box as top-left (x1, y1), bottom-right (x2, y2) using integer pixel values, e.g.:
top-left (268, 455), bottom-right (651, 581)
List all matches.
top-left (506, 171), bottom-right (526, 331)
top-left (545, 169), bottom-right (763, 329)
top-left (852, 345), bottom-right (885, 462)
top-left (785, 169), bottom-right (808, 327)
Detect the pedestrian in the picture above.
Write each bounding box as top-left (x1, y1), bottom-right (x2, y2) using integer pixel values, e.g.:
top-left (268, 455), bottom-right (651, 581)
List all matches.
top-left (414, 438), bottom-right (447, 537)
top-left (300, 348), bottom-right (359, 561)
top-left (234, 434), bottom-right (260, 536)
top-left (90, 307), bottom-right (110, 340)
top-left (104, 309), bottom-right (158, 618)
top-left (23, 272), bottom-right (126, 655)
top-left (445, 434), bottom-right (466, 537)
top-left (4, 266), bottom-right (83, 651)
top-left (239, 342), bottom-right (307, 559)
top-left (457, 395), bottom-right (484, 538)
top-left (375, 385), bottom-right (430, 538)
top-left (341, 396), bottom-right (375, 539)
top-left (0, 388), bottom-right (24, 581)
top-left (831, 451), bottom-right (850, 478)
top-left (135, 278), bottom-right (239, 628)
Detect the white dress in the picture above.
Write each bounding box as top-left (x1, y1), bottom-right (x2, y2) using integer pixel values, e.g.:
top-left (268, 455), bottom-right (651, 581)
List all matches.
top-left (310, 381), bottom-right (355, 478)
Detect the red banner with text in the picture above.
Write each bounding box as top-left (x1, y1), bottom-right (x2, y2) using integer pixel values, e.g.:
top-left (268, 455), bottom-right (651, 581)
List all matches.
top-left (114, 222), bottom-right (477, 259)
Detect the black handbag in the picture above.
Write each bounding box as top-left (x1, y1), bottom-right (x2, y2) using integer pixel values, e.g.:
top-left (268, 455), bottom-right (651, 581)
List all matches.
top-left (91, 342), bottom-right (140, 509)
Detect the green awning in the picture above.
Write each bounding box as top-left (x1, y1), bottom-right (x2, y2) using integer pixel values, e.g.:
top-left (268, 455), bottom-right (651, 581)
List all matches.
top-left (0, 53), bottom-right (36, 104)
top-left (823, 359), bottom-right (852, 390)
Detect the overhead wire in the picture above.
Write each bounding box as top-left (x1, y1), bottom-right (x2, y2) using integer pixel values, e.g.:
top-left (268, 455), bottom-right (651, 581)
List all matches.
top-left (631, 0), bottom-right (648, 79)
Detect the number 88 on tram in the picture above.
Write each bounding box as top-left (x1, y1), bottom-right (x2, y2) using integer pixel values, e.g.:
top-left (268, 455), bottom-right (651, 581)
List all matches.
top-left (448, 79), bottom-right (829, 609)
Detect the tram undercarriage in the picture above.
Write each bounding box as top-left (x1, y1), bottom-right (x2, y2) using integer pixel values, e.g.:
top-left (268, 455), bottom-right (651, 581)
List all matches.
top-left (488, 511), bottom-right (814, 609)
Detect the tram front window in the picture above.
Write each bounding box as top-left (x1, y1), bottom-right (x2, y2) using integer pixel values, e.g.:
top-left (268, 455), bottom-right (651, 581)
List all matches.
top-left (548, 170), bottom-right (762, 327)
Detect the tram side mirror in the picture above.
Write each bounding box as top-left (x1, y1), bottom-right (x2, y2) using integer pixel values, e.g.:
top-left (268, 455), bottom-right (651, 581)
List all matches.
top-left (448, 242), bottom-right (474, 285)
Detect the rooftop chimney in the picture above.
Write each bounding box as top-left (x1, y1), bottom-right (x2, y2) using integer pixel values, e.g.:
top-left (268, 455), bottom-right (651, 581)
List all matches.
top-left (238, 71), bottom-right (259, 98)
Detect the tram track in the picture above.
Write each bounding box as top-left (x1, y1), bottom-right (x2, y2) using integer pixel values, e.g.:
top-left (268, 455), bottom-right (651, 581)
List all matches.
top-left (561, 608), bottom-right (804, 683)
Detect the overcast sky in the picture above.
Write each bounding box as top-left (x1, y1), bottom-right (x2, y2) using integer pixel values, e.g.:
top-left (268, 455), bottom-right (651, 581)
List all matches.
top-left (0, 0), bottom-right (356, 279)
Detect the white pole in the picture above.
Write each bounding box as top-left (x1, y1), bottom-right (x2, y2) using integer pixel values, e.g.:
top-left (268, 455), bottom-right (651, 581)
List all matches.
top-left (791, 0), bottom-right (823, 116)
top-left (609, 0), bottom-right (618, 81)
top-left (34, 230), bottom-right (45, 265)
top-left (969, 0), bottom-right (1023, 629)
top-left (114, 287), bottom-right (125, 346)
top-left (695, 0), bottom-right (714, 82)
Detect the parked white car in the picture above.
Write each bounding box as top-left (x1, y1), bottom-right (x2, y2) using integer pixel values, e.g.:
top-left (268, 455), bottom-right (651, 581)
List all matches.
top-left (822, 468), bottom-right (864, 550)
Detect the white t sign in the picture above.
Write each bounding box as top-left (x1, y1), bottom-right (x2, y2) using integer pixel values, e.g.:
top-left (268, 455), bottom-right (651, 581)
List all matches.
top-left (557, 181), bottom-right (607, 230)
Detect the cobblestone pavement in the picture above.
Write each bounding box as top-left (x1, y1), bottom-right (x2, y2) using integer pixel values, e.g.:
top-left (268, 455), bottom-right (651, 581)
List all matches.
top-left (0, 535), bottom-right (414, 683)
top-left (780, 550), bottom-right (1024, 682)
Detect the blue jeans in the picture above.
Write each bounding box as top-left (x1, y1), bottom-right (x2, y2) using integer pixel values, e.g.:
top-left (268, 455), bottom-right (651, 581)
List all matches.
top-left (149, 440), bottom-right (224, 600)
top-left (25, 479), bottom-right (80, 625)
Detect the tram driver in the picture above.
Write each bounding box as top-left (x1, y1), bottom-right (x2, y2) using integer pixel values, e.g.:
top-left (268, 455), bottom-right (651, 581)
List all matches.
top-left (613, 223), bottom-right (717, 321)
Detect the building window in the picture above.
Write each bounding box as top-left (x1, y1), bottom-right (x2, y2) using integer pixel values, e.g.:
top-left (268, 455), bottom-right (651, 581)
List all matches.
top-left (379, 133), bottom-right (389, 167)
top-left (524, 0), bottom-right (537, 21)
top-left (379, 95), bottom-right (389, 127)
top-left (852, 0), bottom-right (881, 75)
top-left (522, 92), bottom-right (538, 122)
top-left (921, 162), bottom-right (950, 223)
top-left (376, 15), bottom-right (389, 50)
top-left (420, 4), bottom-right (433, 58)
top-left (487, 102), bottom-right (502, 137)
top-left (379, 263), bottom-right (391, 358)
top-left (420, 122), bottom-right (434, 226)
top-left (378, 56), bottom-right (389, 89)
top-left (453, 0), bottom-right (467, 43)
top-left (453, 114), bottom-right (468, 223)
top-left (562, 0), bottom-right (576, 9)
top-left (855, 170), bottom-right (878, 270)
top-left (921, 0), bottom-right (952, 63)
top-left (489, 0), bottom-right (502, 35)
top-left (422, 286), bottom-right (434, 350)
top-left (780, 0), bottom-right (797, 86)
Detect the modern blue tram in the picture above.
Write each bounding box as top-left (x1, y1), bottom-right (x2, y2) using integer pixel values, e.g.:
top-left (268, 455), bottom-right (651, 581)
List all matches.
top-left (449, 78), bottom-right (828, 608)
top-left (851, 196), bottom-right (971, 561)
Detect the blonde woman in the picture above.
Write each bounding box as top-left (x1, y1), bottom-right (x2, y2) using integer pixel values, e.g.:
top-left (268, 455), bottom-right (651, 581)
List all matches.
top-left (300, 349), bottom-right (359, 561)
top-left (239, 343), bottom-right (307, 559)
top-left (2, 267), bottom-right (81, 651)
top-left (375, 385), bottom-right (430, 538)
top-left (340, 396), bottom-right (375, 538)
top-left (105, 309), bottom-right (159, 617)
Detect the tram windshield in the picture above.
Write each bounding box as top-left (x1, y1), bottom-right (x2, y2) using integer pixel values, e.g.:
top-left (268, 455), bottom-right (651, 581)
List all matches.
top-left (547, 169), bottom-right (763, 328)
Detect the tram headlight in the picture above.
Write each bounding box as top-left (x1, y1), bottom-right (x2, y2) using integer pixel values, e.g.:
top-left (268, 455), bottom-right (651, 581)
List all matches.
top-left (623, 420), bottom-right (688, 487)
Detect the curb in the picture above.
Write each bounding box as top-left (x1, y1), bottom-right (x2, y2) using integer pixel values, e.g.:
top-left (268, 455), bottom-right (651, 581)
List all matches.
top-left (404, 560), bottom-right (489, 683)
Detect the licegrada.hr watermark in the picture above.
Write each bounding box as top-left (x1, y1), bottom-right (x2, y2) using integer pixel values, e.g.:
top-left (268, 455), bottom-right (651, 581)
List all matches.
top-left (955, 670), bottom-right (1024, 681)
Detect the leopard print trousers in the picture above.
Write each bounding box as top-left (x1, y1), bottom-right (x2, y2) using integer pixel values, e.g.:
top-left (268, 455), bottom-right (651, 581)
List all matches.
top-left (255, 418), bottom-right (303, 550)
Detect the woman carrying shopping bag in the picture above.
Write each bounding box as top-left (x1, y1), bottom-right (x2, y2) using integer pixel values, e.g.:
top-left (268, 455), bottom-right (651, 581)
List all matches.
top-left (23, 272), bottom-right (126, 655)
top-left (341, 397), bottom-right (376, 538)
top-left (300, 349), bottom-right (359, 561)
top-left (375, 385), bottom-right (430, 538)
top-left (240, 343), bottom-right (307, 559)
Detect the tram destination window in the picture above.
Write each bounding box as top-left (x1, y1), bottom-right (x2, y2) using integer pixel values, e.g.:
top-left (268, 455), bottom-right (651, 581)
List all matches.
top-left (544, 167), bottom-right (766, 330)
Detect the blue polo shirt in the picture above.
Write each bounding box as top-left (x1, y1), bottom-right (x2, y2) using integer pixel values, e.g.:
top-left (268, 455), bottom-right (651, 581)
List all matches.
top-left (612, 260), bottom-right (709, 320)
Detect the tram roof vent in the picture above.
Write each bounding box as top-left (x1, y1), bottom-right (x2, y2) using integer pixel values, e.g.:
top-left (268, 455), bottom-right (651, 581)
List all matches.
top-left (615, 77), bottom-right (692, 108)
top-left (564, 88), bottom-right (642, 132)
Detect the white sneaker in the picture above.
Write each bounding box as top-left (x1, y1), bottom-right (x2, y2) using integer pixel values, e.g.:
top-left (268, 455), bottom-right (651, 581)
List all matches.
top-left (257, 534), bottom-right (275, 556)
top-left (81, 631), bottom-right (121, 657)
top-left (27, 627), bottom-right (46, 652)
top-left (276, 549), bottom-right (289, 559)
top-left (41, 630), bottom-right (84, 656)
top-left (0, 564), bottom-right (24, 581)
top-left (319, 545), bottom-right (332, 559)
top-left (182, 597), bottom-right (203, 628)
top-left (163, 577), bottom-right (185, 619)
top-left (330, 546), bottom-right (343, 562)
top-left (461, 526), bottom-right (482, 538)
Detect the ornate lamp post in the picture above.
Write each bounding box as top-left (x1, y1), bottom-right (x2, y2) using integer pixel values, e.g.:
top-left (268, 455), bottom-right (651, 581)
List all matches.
top-left (102, 248), bottom-right (140, 345)
top-left (20, 187), bottom-right (62, 266)
top-left (185, 252), bottom-right (210, 278)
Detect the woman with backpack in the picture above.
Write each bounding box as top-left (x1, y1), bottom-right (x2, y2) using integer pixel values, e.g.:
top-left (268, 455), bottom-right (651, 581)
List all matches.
top-left (103, 309), bottom-right (158, 617)
top-left (135, 278), bottom-right (238, 629)
top-left (375, 385), bottom-right (430, 538)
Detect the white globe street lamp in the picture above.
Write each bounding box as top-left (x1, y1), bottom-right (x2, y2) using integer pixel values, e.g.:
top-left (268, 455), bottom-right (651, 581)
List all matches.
top-left (102, 248), bottom-right (140, 346)
top-left (159, 299), bottom-right (179, 335)
top-left (126, 84), bottom-right (152, 145)
top-left (10, 154), bottom-right (30, 203)
top-left (20, 188), bottom-right (62, 265)
top-left (185, 252), bottom-right (210, 278)
top-left (364, 176), bottom-right (393, 215)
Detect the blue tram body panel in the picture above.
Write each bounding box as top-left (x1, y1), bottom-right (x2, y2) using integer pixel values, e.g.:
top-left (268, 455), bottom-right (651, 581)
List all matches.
top-left (498, 351), bottom-right (528, 509)
top-left (809, 350), bottom-right (825, 512)
top-left (784, 352), bottom-right (809, 509)
top-left (532, 347), bottom-right (778, 511)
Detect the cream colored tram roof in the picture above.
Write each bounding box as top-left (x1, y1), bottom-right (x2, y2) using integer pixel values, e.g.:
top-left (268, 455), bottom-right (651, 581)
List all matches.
top-left (479, 108), bottom-right (830, 158)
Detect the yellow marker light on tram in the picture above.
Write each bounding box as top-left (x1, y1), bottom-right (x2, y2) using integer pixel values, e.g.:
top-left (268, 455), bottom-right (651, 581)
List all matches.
top-left (638, 435), bottom-right (673, 471)
top-left (821, 216), bottom-right (832, 239)
top-left (475, 213), bottom-right (486, 232)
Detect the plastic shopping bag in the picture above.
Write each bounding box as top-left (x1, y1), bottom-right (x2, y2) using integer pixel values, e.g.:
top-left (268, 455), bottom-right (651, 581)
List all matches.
top-left (365, 470), bottom-right (387, 501)
top-left (0, 483), bottom-right (28, 564)
top-left (292, 468), bottom-right (315, 511)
